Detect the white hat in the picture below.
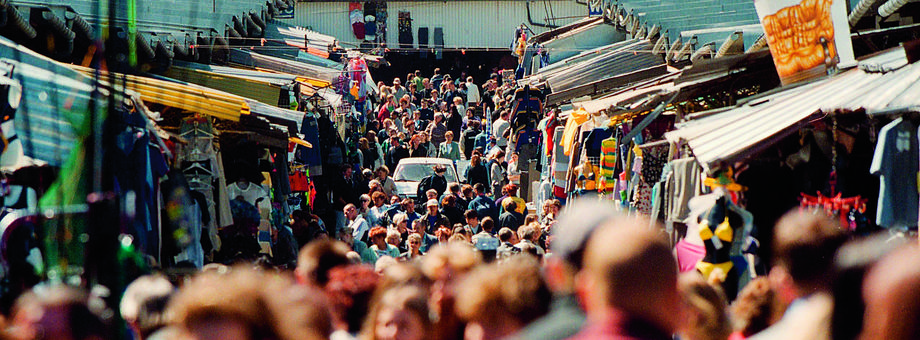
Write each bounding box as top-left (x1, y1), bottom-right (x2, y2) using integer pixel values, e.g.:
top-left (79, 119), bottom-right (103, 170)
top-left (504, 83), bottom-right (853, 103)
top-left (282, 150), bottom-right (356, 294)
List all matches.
top-left (426, 199), bottom-right (439, 207)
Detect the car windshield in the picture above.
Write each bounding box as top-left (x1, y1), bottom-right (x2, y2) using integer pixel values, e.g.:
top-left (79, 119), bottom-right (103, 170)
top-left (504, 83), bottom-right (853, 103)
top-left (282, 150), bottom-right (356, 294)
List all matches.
top-left (394, 163), bottom-right (458, 183)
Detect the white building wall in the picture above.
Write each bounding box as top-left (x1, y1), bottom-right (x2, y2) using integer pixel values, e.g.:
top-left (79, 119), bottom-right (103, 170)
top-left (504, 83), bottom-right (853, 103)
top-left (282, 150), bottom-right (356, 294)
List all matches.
top-left (279, 1), bottom-right (588, 50)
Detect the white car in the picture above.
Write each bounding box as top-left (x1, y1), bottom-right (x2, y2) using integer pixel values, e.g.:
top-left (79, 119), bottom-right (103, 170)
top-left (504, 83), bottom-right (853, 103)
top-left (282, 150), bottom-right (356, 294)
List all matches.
top-left (393, 157), bottom-right (460, 200)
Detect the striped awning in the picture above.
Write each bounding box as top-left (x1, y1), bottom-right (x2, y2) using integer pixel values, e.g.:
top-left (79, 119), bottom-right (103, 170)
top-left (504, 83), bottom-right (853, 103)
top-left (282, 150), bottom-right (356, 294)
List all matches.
top-left (71, 65), bottom-right (248, 121)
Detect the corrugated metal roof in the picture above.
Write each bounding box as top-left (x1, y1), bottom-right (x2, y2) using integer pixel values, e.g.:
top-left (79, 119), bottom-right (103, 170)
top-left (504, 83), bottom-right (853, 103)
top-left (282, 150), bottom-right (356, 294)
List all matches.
top-left (673, 49), bottom-right (773, 85)
top-left (557, 48), bottom-right (776, 113)
top-left (532, 38), bottom-right (642, 79)
top-left (544, 64), bottom-right (671, 105)
top-left (5, 60), bottom-right (90, 167)
top-left (229, 49), bottom-right (341, 82)
top-left (578, 83), bottom-right (672, 114)
top-left (0, 37), bottom-right (95, 166)
top-left (72, 65), bottom-right (249, 122)
top-left (540, 20), bottom-right (624, 64)
top-left (171, 60), bottom-right (298, 87)
top-left (247, 44), bottom-right (345, 70)
top-left (266, 22), bottom-right (337, 50)
top-left (171, 60), bottom-right (331, 88)
top-left (617, 0), bottom-right (761, 48)
top-left (280, 0), bottom-right (586, 49)
top-left (665, 47), bottom-right (920, 173)
top-left (544, 39), bottom-right (664, 93)
top-left (164, 64), bottom-right (286, 106)
top-left (263, 22), bottom-right (338, 59)
top-left (245, 100), bottom-right (304, 133)
top-left (531, 16), bottom-right (605, 43)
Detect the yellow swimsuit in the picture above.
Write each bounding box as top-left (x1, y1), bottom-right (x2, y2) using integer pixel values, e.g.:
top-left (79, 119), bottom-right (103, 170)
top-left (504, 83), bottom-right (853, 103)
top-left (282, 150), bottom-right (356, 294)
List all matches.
top-left (696, 217), bottom-right (735, 281)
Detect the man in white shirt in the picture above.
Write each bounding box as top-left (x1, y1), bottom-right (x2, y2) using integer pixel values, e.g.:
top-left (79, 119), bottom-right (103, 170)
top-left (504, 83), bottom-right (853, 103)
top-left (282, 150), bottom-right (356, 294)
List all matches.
top-left (392, 77), bottom-right (408, 100)
top-left (493, 109), bottom-right (511, 148)
top-left (465, 76), bottom-right (481, 107)
top-left (345, 203), bottom-right (370, 244)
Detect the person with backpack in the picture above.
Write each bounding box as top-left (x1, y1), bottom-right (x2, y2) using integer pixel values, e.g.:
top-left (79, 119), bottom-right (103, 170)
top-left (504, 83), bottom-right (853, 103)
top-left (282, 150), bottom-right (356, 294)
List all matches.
top-left (461, 120), bottom-right (482, 160)
top-left (417, 165), bottom-right (448, 205)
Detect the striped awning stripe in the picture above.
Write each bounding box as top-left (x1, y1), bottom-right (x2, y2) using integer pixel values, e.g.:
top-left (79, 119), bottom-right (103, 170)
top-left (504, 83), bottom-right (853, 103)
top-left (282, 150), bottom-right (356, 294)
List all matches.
top-left (71, 65), bottom-right (248, 121)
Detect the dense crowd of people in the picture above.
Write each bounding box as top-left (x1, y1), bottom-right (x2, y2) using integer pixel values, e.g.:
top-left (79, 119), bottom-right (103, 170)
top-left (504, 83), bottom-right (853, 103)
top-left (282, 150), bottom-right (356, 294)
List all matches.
top-left (1, 199), bottom-right (918, 340)
top-left (282, 68), bottom-right (548, 267)
top-left (0, 70), bottom-right (919, 340)
top-left (358, 68), bottom-right (513, 170)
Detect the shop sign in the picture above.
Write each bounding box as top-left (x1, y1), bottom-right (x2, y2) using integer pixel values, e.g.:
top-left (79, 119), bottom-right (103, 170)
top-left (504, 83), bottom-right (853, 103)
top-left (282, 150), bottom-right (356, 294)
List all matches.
top-left (754, 0), bottom-right (855, 85)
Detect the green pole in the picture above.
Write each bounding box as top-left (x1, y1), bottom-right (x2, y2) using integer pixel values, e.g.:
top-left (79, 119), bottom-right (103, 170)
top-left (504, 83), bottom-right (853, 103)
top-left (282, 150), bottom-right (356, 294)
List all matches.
top-left (127, 0), bottom-right (137, 67)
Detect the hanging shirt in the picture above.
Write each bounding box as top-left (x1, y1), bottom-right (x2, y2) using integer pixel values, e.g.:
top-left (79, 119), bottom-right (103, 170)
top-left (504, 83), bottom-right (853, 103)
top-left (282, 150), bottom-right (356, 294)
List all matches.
top-left (666, 158), bottom-right (704, 224)
top-left (228, 182), bottom-right (270, 214)
top-left (561, 109), bottom-right (590, 156)
top-left (297, 113), bottom-right (323, 175)
top-left (599, 137), bottom-right (618, 191)
top-left (585, 128), bottom-right (614, 161)
top-left (539, 114), bottom-right (559, 157)
top-left (870, 118), bottom-right (919, 229)
top-left (551, 126), bottom-right (569, 199)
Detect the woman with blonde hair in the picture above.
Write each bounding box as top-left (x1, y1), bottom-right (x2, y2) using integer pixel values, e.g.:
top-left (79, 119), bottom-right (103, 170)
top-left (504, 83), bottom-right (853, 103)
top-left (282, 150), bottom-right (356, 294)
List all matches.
top-left (358, 138), bottom-right (372, 170)
top-left (374, 166), bottom-right (397, 198)
top-left (438, 131), bottom-right (461, 161)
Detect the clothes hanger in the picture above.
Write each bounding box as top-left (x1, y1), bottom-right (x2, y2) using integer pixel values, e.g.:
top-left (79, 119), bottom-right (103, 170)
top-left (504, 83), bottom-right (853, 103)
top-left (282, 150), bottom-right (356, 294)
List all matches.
top-left (179, 126), bottom-right (216, 138)
top-left (180, 116), bottom-right (216, 138)
top-left (183, 162), bottom-right (213, 176)
top-left (187, 177), bottom-right (212, 190)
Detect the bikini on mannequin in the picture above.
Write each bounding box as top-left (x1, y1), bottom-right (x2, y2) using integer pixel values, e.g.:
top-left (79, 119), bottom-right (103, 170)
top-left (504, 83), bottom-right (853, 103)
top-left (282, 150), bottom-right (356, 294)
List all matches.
top-left (684, 187), bottom-right (755, 300)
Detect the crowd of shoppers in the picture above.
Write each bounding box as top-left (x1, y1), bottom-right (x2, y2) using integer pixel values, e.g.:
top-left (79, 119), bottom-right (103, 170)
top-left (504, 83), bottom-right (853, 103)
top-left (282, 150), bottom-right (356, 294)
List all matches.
top-left (1, 199), bottom-right (918, 340)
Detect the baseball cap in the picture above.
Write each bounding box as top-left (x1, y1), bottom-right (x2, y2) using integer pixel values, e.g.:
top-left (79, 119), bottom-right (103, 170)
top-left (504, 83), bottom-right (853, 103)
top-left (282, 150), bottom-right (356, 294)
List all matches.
top-left (551, 199), bottom-right (625, 269)
top-left (426, 199), bottom-right (439, 207)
